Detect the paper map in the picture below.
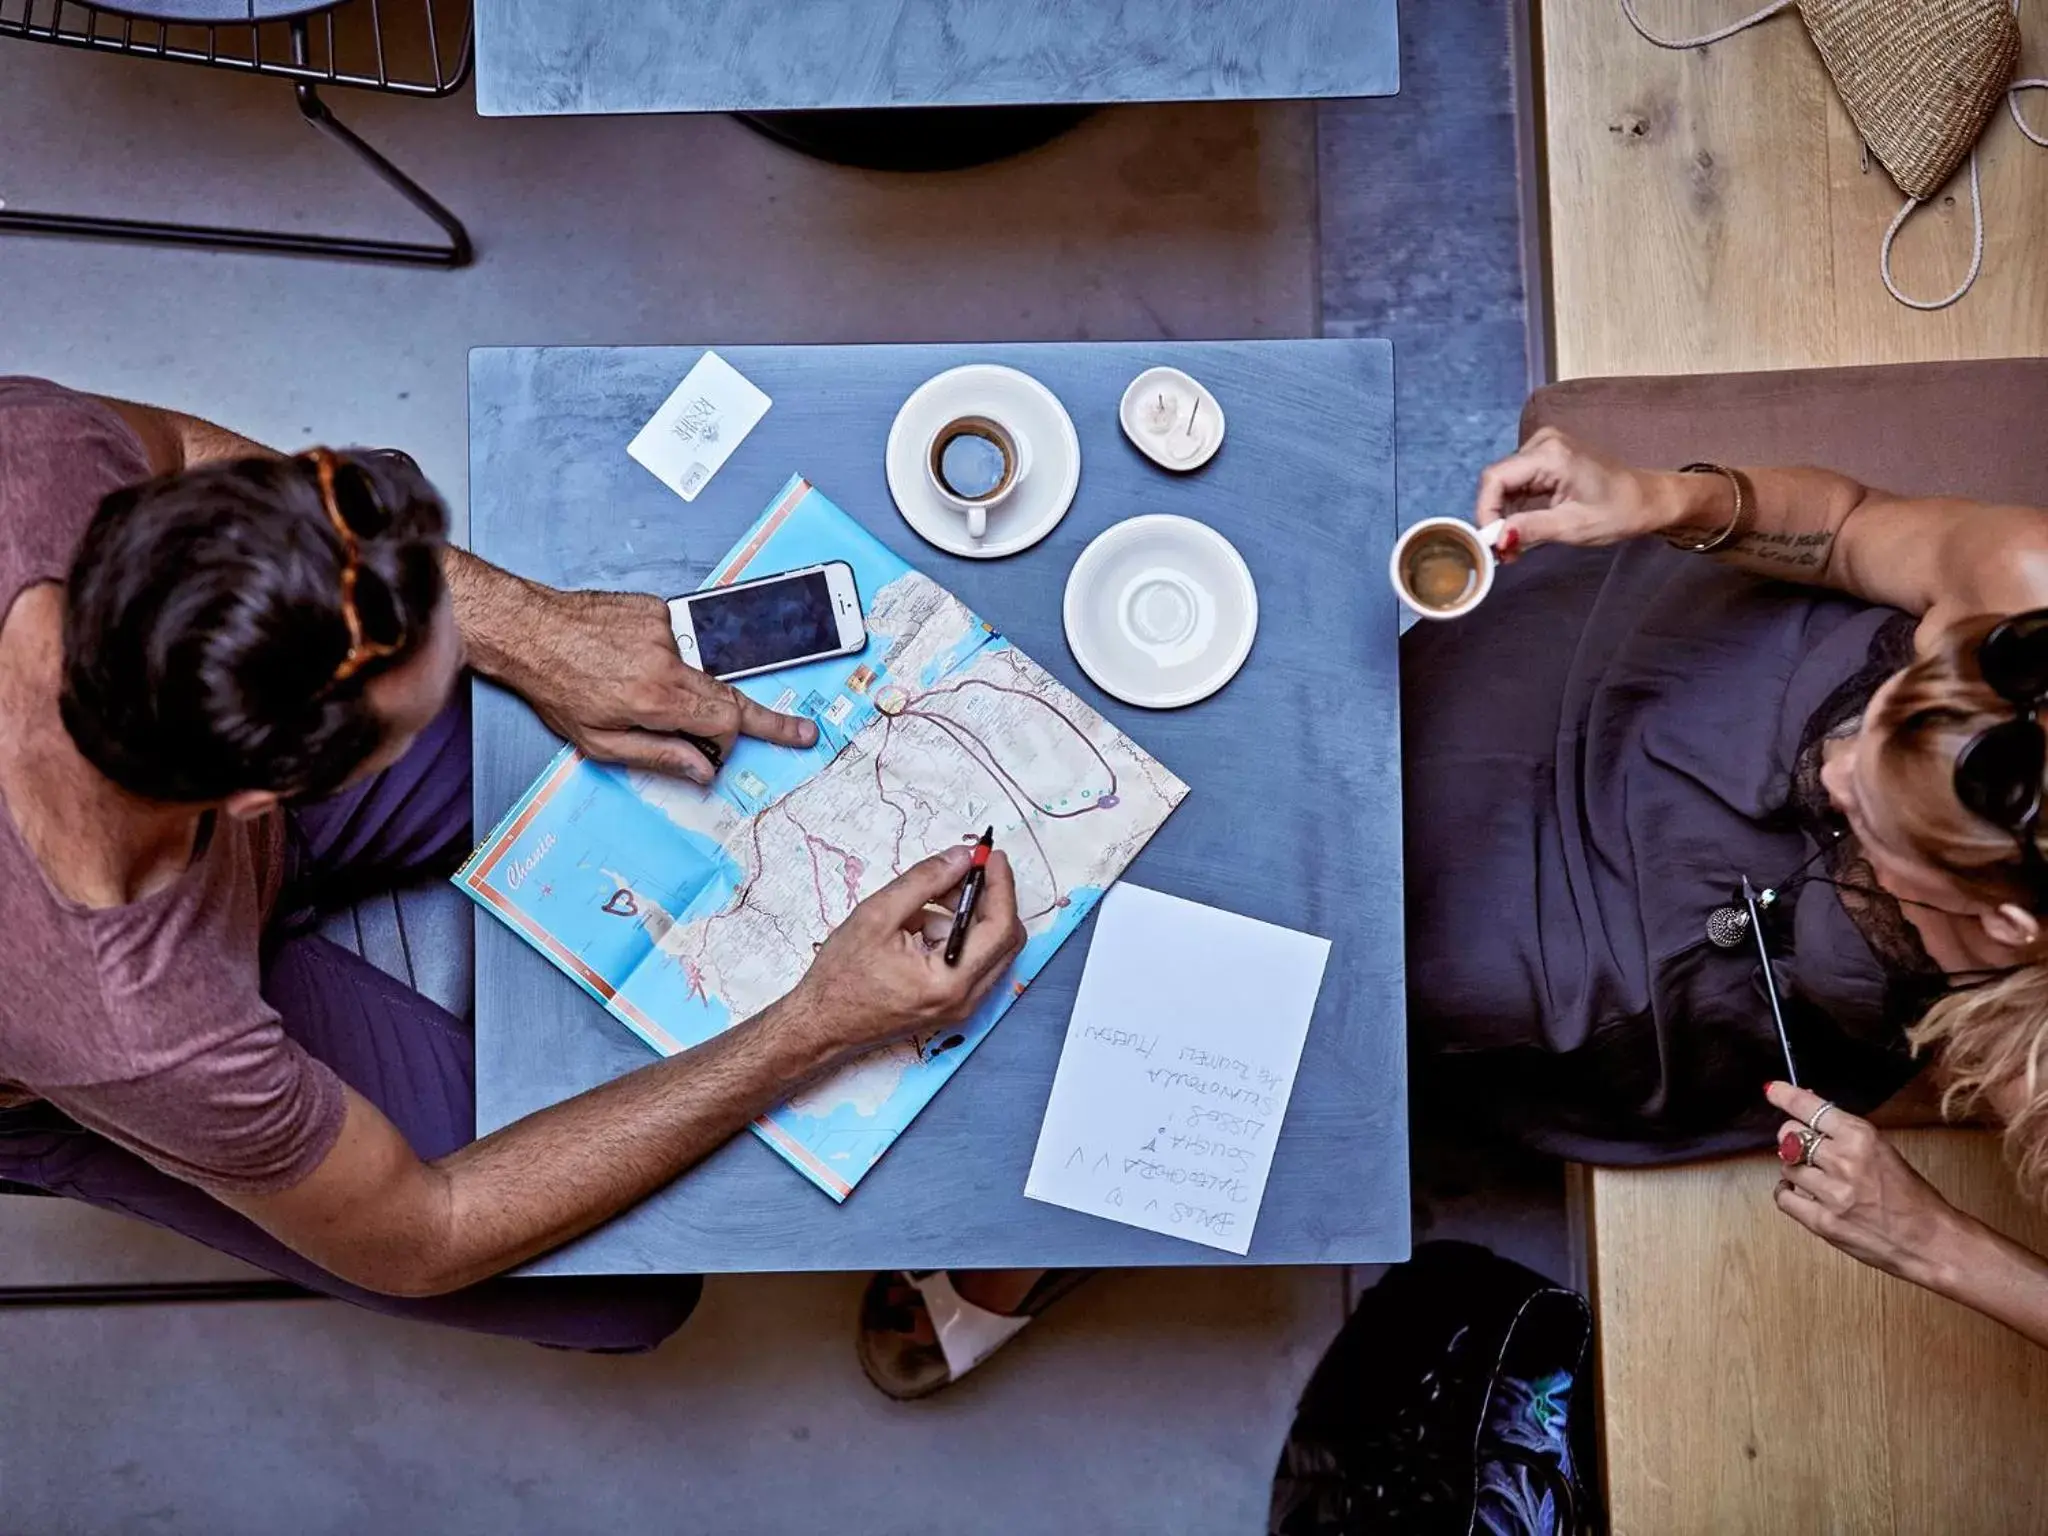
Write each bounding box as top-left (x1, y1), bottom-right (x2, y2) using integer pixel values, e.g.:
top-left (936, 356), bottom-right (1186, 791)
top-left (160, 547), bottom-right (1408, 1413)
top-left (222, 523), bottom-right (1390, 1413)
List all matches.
top-left (457, 475), bottom-right (1189, 1200)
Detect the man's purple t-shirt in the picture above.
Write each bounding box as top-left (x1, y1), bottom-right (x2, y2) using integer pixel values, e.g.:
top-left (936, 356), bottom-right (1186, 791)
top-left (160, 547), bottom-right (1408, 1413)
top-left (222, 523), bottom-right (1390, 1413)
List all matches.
top-left (0, 377), bottom-right (344, 1194)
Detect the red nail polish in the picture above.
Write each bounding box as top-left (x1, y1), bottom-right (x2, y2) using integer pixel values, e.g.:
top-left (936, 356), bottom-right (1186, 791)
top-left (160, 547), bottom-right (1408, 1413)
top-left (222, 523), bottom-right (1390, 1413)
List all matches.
top-left (1777, 1131), bottom-right (1801, 1165)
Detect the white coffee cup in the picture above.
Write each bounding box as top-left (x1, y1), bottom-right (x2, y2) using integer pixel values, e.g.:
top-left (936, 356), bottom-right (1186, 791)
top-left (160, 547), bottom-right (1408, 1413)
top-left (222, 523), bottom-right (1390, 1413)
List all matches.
top-left (1388, 517), bottom-right (1505, 621)
top-left (926, 414), bottom-right (1031, 539)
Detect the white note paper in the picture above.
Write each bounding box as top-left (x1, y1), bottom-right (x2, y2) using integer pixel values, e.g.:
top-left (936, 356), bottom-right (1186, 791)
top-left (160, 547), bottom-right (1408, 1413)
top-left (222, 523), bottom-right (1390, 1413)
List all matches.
top-left (1024, 884), bottom-right (1331, 1255)
top-left (627, 350), bottom-right (772, 502)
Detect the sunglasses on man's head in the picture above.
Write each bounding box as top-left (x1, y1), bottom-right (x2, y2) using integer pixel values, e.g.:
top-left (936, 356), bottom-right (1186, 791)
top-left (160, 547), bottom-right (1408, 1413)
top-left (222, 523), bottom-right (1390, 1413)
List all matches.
top-left (1953, 607), bottom-right (2048, 900)
top-left (301, 447), bottom-right (406, 688)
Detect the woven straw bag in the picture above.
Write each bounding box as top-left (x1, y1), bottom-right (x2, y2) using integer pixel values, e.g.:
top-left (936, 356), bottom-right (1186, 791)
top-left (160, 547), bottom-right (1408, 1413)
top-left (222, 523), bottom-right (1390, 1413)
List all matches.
top-left (1801, 0), bottom-right (2018, 198)
top-left (1623, 0), bottom-right (2043, 308)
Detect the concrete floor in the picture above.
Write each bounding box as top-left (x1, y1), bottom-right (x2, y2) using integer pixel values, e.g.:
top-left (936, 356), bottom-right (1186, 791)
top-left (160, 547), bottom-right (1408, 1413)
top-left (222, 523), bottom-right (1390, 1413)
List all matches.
top-left (0, 6), bottom-right (1553, 1531)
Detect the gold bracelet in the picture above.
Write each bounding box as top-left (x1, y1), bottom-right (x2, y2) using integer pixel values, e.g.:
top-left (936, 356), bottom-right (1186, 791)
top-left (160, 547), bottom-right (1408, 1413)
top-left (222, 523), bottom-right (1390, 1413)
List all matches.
top-left (1663, 462), bottom-right (1748, 553)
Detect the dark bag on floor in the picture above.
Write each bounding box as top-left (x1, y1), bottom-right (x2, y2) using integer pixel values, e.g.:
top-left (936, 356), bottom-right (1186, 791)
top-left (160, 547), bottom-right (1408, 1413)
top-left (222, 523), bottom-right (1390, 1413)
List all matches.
top-left (1269, 1241), bottom-right (1602, 1536)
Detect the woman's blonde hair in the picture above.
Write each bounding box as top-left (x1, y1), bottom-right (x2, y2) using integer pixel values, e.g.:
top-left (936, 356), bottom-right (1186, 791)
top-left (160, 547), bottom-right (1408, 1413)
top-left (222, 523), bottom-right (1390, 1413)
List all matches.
top-left (1868, 614), bottom-right (2048, 1200)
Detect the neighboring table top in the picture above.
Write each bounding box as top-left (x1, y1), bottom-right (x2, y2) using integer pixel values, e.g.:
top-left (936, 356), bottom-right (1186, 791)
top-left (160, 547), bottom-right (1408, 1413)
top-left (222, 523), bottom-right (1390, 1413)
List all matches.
top-left (468, 340), bottom-right (1405, 1275)
top-left (474, 0), bottom-right (1400, 117)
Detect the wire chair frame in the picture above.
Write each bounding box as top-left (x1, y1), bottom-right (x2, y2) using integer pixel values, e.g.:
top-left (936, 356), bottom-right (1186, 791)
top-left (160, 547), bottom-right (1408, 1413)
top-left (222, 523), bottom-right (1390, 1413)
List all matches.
top-left (0, 0), bottom-right (471, 97)
top-left (0, 0), bottom-right (475, 265)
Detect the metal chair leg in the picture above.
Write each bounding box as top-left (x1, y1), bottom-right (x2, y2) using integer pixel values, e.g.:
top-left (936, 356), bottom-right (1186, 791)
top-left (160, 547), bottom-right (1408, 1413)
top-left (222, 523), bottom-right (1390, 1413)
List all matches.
top-left (0, 80), bottom-right (472, 268)
top-left (0, 1280), bottom-right (317, 1310)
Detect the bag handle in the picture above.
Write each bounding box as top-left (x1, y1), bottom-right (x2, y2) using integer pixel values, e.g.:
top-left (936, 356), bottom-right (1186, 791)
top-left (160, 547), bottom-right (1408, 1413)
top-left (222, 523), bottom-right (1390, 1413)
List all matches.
top-left (1619, 0), bottom-right (2045, 311)
top-left (1619, 0), bottom-right (1794, 49)
top-left (1879, 153), bottom-right (1985, 311)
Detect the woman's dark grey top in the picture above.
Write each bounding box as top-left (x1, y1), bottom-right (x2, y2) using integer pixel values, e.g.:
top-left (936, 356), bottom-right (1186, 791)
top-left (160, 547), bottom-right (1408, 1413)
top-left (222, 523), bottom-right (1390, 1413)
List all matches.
top-left (1402, 541), bottom-right (1934, 1164)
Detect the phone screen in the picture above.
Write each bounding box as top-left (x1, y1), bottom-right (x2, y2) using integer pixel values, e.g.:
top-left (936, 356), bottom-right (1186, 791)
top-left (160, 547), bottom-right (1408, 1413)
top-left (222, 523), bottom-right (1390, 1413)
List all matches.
top-left (685, 571), bottom-right (840, 678)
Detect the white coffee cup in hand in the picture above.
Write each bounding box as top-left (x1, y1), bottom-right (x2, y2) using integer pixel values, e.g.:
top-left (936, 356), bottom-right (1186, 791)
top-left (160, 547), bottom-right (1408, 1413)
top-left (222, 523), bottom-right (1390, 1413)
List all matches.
top-left (1389, 517), bottom-right (1506, 621)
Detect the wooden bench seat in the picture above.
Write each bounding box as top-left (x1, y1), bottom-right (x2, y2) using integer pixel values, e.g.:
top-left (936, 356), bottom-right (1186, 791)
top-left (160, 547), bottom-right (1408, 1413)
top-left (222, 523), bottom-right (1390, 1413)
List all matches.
top-left (1533, 2), bottom-right (2048, 1520)
top-left (1583, 1137), bottom-right (2048, 1533)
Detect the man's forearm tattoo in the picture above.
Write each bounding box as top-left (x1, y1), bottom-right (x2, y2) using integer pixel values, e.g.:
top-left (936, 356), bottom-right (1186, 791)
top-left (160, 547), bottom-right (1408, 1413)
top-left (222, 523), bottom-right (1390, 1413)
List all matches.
top-left (1727, 528), bottom-right (1834, 573)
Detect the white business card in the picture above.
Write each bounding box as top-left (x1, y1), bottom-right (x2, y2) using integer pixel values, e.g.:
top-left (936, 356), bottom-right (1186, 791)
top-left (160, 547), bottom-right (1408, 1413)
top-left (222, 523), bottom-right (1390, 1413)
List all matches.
top-left (627, 350), bottom-right (772, 502)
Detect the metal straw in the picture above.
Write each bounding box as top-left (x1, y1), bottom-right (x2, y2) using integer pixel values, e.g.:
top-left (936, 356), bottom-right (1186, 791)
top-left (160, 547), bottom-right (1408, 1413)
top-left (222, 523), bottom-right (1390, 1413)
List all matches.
top-left (1742, 875), bottom-right (1800, 1086)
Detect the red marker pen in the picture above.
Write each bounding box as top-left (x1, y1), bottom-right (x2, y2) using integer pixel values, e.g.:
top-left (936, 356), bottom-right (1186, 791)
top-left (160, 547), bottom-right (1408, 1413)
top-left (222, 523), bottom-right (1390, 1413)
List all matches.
top-left (943, 827), bottom-right (995, 967)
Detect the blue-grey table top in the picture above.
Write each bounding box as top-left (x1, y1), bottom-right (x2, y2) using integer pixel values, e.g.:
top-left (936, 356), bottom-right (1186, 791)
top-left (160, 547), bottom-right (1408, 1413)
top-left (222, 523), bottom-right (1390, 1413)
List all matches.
top-left (475, 0), bottom-right (1399, 117)
top-left (468, 340), bottom-right (1406, 1274)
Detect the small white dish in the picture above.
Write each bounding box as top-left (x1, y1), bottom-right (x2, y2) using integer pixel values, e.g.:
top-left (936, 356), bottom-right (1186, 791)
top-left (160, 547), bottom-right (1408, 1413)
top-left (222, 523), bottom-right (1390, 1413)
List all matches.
top-left (1063, 514), bottom-right (1258, 709)
top-left (1118, 366), bottom-right (1225, 472)
top-left (886, 364), bottom-right (1082, 559)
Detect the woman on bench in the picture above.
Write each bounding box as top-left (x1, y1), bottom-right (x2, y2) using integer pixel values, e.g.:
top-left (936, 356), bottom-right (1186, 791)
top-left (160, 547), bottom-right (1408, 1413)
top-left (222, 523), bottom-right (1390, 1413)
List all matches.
top-left (1403, 427), bottom-right (2048, 1348)
top-left (866, 426), bottom-right (2048, 1398)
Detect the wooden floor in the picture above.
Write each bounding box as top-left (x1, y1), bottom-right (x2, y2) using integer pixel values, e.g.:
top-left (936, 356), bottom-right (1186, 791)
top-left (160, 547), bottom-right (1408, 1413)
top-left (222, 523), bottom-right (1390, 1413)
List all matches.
top-left (1541, 0), bottom-right (2048, 379)
top-left (1539, 1), bottom-right (2048, 1530)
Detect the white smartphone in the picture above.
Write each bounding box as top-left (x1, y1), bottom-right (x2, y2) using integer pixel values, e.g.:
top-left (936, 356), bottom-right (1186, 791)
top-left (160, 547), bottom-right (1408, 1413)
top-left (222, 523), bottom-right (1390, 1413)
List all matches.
top-left (668, 560), bottom-right (866, 682)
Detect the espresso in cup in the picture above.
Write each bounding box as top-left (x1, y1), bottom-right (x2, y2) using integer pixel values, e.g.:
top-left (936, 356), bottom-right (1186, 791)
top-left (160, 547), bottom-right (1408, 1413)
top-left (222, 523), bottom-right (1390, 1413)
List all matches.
top-left (1401, 526), bottom-right (1483, 611)
top-left (931, 416), bottom-right (1019, 503)
top-left (925, 413), bottom-right (1031, 540)
top-left (1388, 517), bottom-right (1501, 620)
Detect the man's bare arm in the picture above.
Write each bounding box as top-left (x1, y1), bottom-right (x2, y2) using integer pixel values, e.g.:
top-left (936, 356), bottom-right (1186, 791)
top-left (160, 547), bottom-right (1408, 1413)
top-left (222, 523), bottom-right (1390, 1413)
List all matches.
top-left (239, 997), bottom-right (832, 1295)
top-left (92, 395), bottom-right (272, 475)
top-left (439, 546), bottom-right (818, 780)
top-left (226, 850), bottom-right (1024, 1296)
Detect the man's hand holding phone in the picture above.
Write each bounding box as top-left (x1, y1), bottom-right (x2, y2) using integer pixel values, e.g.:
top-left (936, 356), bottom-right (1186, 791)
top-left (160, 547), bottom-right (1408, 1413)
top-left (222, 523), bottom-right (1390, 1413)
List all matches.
top-left (670, 560), bottom-right (866, 682)
top-left (516, 585), bottom-right (818, 783)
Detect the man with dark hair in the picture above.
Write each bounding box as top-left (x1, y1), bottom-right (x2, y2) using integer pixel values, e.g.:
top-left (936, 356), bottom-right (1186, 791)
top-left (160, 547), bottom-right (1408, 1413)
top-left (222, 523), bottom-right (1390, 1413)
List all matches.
top-left (0, 377), bottom-right (1024, 1347)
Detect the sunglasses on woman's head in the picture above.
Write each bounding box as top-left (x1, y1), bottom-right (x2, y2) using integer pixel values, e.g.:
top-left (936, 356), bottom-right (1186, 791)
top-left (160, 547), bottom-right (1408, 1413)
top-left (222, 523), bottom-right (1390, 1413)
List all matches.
top-left (302, 447), bottom-right (406, 688)
top-left (1954, 607), bottom-right (2048, 900)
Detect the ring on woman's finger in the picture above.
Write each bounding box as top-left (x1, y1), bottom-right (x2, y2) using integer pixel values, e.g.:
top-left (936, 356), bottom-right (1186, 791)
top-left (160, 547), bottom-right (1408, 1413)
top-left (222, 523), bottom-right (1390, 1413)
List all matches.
top-left (1793, 1126), bottom-right (1826, 1168)
top-left (1805, 1100), bottom-right (1838, 1133)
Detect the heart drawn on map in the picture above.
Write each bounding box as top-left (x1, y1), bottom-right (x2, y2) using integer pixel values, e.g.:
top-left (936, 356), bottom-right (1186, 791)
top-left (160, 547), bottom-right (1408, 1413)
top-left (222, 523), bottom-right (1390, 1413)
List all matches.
top-left (601, 888), bottom-right (640, 917)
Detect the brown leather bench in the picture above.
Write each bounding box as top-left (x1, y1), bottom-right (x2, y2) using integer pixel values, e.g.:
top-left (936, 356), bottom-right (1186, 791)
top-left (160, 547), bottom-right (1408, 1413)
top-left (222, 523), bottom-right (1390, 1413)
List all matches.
top-left (1525, 360), bottom-right (2048, 1534)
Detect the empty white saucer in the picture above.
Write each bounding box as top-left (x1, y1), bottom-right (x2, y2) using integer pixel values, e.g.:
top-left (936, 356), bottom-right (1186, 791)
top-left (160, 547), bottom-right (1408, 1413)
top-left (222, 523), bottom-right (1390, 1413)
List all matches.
top-left (1063, 515), bottom-right (1258, 709)
top-left (886, 364), bottom-right (1082, 559)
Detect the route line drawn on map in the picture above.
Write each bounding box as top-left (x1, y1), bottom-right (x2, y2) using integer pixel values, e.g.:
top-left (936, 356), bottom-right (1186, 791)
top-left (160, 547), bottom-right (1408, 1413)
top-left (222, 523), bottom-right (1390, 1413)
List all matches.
top-left (703, 662), bottom-right (1120, 934)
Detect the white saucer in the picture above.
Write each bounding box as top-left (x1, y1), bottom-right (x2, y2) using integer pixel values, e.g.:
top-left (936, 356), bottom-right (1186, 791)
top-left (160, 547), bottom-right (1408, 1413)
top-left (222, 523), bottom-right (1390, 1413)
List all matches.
top-left (1118, 366), bottom-right (1224, 472)
top-left (886, 364), bottom-right (1082, 559)
top-left (1063, 515), bottom-right (1258, 709)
